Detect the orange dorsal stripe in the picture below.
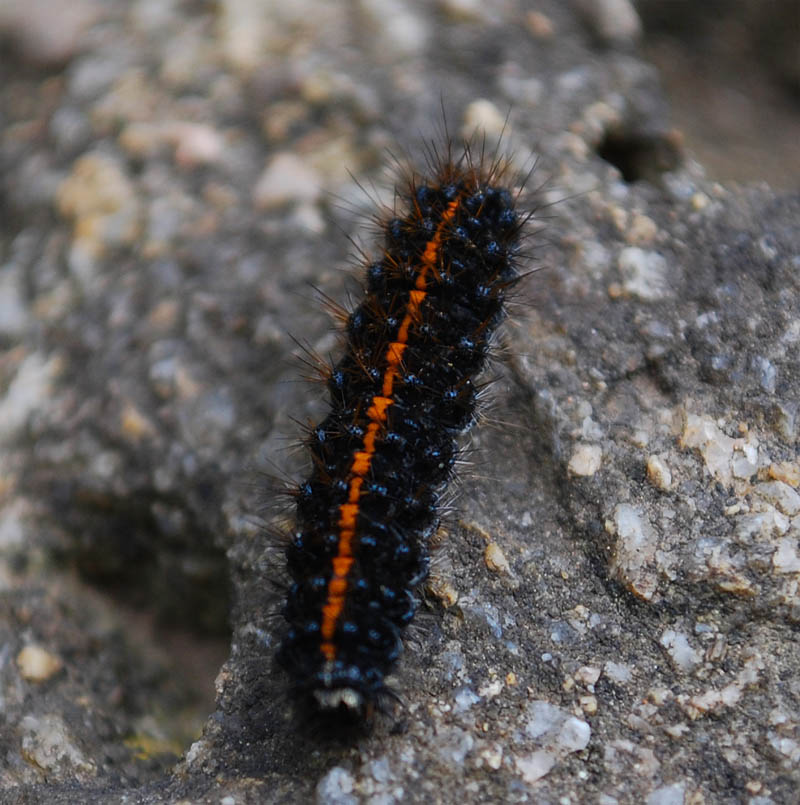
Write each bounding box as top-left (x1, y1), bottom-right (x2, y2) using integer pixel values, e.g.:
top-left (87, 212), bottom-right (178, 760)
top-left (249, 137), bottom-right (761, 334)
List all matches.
top-left (318, 198), bottom-right (461, 662)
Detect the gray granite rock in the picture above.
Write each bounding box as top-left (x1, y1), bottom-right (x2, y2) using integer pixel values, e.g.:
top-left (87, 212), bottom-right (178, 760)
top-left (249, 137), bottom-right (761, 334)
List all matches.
top-left (1, 1), bottom-right (798, 803)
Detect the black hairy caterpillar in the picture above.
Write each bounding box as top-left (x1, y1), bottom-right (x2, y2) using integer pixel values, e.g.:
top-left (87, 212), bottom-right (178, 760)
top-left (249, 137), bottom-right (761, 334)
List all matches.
top-left (276, 137), bottom-right (526, 720)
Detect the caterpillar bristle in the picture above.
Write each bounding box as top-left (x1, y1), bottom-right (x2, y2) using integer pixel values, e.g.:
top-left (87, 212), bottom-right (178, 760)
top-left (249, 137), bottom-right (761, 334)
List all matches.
top-left (273, 130), bottom-right (532, 723)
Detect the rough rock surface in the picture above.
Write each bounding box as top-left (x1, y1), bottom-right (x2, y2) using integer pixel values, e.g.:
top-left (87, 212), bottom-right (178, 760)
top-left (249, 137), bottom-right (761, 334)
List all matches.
top-left (1, 1), bottom-right (798, 803)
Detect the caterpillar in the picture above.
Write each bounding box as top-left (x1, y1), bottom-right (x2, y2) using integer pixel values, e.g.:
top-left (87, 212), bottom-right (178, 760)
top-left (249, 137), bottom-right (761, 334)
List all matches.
top-left (276, 138), bottom-right (525, 720)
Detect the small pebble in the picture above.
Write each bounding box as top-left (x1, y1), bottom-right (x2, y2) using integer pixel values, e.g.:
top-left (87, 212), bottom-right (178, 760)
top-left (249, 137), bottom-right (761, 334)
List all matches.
top-left (626, 213), bottom-right (657, 246)
top-left (462, 99), bottom-right (507, 139)
top-left (646, 455), bottom-right (672, 491)
top-left (484, 542), bottom-right (511, 574)
top-left (604, 661), bottom-right (632, 684)
top-left (17, 645), bottom-right (63, 682)
top-left (427, 577), bottom-right (459, 607)
top-left (659, 629), bottom-right (702, 673)
top-left (575, 665), bottom-right (602, 688)
top-left (769, 461), bottom-right (800, 487)
top-left (516, 750), bottom-right (556, 783)
top-left (609, 504), bottom-right (659, 601)
top-left (0, 0), bottom-right (97, 65)
top-left (20, 714), bottom-right (96, 777)
top-left (646, 783), bottom-right (686, 805)
top-left (754, 481), bottom-right (800, 516)
top-left (773, 539), bottom-right (800, 574)
top-left (252, 153), bottom-right (322, 210)
top-left (167, 122), bottom-right (225, 168)
top-left (315, 766), bottom-right (356, 802)
top-left (575, 0), bottom-right (641, 44)
top-left (525, 11), bottom-right (554, 39)
top-left (120, 403), bottom-right (157, 441)
top-left (0, 269), bottom-right (28, 338)
top-left (568, 443), bottom-right (603, 476)
top-left (0, 353), bottom-right (58, 442)
top-left (618, 247), bottom-right (669, 301)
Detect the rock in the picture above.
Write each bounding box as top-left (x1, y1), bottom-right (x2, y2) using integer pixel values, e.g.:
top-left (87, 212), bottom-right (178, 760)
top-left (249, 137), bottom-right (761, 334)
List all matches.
top-left (575, 0), bottom-right (641, 45)
top-left (0, 268), bottom-right (29, 338)
top-left (772, 539), bottom-right (800, 574)
top-left (754, 482), bottom-right (800, 516)
top-left (646, 455), bottom-right (672, 491)
top-left (604, 662), bottom-right (633, 684)
top-left (0, 353), bottom-right (58, 442)
top-left (618, 247), bottom-right (670, 301)
top-left (646, 783), bottom-right (685, 805)
top-left (462, 99), bottom-right (507, 139)
top-left (608, 504), bottom-right (659, 600)
top-left (517, 701), bottom-right (591, 782)
top-left (568, 443), bottom-right (603, 477)
top-left (20, 714), bottom-right (96, 779)
top-left (315, 766), bottom-right (357, 804)
top-left (252, 153), bottom-right (323, 210)
top-left (17, 646), bottom-right (63, 682)
top-left (659, 630), bottom-right (702, 673)
top-left (0, 0), bottom-right (97, 66)
top-left (357, 0), bottom-right (428, 56)
top-left (769, 461), bottom-right (800, 487)
top-left (525, 700), bottom-right (591, 752)
top-left (575, 665), bottom-right (602, 688)
top-left (484, 542), bottom-right (511, 574)
top-left (516, 750), bottom-right (556, 784)
top-left (525, 11), bottom-right (554, 39)
top-left (168, 123), bottom-right (225, 168)
top-left (56, 153), bottom-right (142, 280)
